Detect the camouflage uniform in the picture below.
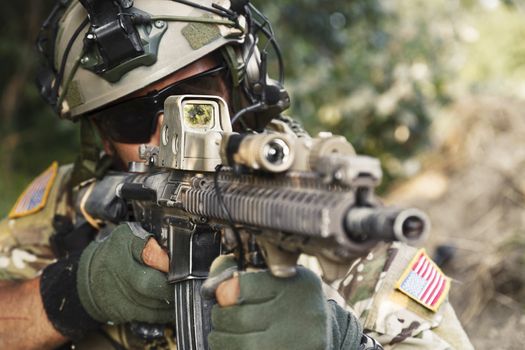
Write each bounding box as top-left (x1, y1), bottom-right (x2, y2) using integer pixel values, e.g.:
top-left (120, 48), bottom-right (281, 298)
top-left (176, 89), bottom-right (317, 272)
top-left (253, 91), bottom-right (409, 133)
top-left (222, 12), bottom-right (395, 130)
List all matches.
top-left (337, 242), bottom-right (474, 350)
top-left (1, 163), bottom-right (474, 350)
top-left (0, 163), bottom-right (71, 280)
top-left (0, 164), bottom-right (177, 349)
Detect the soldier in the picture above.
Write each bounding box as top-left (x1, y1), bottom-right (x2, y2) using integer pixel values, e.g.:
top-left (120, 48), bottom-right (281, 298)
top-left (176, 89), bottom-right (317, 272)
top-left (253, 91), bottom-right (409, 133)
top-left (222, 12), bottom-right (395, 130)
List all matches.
top-left (0, 0), bottom-right (472, 349)
top-left (0, 1), bottom-right (364, 349)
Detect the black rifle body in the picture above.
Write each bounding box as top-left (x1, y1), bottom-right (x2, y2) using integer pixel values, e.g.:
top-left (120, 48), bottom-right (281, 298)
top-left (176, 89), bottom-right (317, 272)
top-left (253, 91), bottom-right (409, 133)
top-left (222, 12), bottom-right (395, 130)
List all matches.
top-left (83, 165), bottom-right (428, 350)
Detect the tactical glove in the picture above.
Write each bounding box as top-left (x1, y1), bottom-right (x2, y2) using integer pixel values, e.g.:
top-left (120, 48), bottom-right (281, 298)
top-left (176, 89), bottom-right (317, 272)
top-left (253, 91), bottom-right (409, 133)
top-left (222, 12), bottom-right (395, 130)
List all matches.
top-left (41, 222), bottom-right (173, 339)
top-left (76, 222), bottom-right (173, 324)
top-left (203, 255), bottom-right (363, 350)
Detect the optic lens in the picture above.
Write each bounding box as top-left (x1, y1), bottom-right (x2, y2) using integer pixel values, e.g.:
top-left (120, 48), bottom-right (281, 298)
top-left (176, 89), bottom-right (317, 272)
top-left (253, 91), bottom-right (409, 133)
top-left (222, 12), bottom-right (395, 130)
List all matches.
top-left (183, 103), bottom-right (214, 128)
top-left (263, 139), bottom-right (289, 165)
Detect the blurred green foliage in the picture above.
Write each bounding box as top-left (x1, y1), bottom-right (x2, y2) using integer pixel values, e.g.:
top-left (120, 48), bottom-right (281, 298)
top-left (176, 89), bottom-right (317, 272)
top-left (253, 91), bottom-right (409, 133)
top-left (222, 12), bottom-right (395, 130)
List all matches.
top-left (1, 0), bottom-right (524, 216)
top-left (254, 0), bottom-right (452, 187)
top-left (0, 1), bottom-right (79, 215)
top-left (254, 0), bottom-right (525, 186)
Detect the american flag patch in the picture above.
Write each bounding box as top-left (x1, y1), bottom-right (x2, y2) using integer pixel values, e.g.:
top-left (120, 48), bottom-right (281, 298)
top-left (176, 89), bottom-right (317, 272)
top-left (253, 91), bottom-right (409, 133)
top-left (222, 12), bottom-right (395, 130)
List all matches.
top-left (8, 162), bottom-right (58, 219)
top-left (396, 249), bottom-right (450, 312)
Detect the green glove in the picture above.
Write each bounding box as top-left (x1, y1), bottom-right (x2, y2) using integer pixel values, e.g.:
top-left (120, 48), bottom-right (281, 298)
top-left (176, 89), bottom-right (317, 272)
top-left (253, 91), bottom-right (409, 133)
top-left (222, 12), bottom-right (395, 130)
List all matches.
top-left (206, 256), bottom-right (363, 350)
top-left (76, 222), bottom-right (174, 324)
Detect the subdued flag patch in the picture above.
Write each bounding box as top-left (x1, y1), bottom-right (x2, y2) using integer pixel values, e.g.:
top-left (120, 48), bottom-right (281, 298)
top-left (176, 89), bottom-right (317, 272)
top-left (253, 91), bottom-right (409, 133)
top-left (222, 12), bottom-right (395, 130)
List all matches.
top-left (8, 162), bottom-right (58, 219)
top-left (396, 249), bottom-right (450, 312)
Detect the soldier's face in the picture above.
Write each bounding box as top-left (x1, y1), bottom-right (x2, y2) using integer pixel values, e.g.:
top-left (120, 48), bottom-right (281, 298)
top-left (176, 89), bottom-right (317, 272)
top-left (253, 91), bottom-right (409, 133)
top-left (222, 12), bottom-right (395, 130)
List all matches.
top-left (97, 54), bottom-right (230, 169)
top-left (104, 113), bottom-right (164, 166)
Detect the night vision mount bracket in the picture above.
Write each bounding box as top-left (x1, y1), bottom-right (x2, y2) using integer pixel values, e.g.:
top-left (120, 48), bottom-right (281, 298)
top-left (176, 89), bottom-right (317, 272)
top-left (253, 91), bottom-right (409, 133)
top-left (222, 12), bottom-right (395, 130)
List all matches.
top-left (79, 0), bottom-right (167, 82)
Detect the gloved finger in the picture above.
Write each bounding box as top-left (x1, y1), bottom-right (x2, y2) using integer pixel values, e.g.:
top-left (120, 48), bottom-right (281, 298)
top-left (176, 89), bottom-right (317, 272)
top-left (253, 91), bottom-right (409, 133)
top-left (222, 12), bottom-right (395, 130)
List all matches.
top-left (238, 267), bottom-right (322, 304)
top-left (123, 223), bottom-right (154, 263)
top-left (211, 302), bottom-right (271, 333)
top-left (100, 223), bottom-right (153, 264)
top-left (236, 270), bottom-right (281, 304)
top-left (123, 301), bottom-right (174, 324)
top-left (142, 238), bottom-right (169, 273)
top-left (212, 294), bottom-right (327, 334)
top-left (209, 254), bottom-right (238, 278)
top-left (110, 278), bottom-right (174, 324)
top-left (90, 263), bottom-right (172, 309)
top-left (121, 292), bottom-right (173, 320)
top-left (208, 331), bottom-right (264, 350)
top-left (212, 302), bottom-right (327, 350)
top-left (123, 262), bottom-right (174, 302)
top-left (201, 254), bottom-right (238, 300)
top-left (209, 330), bottom-right (311, 350)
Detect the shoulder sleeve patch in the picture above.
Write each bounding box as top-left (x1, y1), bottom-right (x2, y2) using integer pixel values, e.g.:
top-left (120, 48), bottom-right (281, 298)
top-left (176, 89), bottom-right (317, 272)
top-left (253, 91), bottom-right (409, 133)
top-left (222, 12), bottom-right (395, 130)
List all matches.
top-left (395, 249), bottom-right (450, 312)
top-left (8, 162), bottom-right (59, 219)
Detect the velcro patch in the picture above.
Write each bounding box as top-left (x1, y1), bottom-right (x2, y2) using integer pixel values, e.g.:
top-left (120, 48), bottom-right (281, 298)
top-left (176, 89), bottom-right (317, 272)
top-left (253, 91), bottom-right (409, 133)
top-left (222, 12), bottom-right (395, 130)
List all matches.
top-left (396, 249), bottom-right (450, 312)
top-left (8, 162), bottom-right (58, 219)
top-left (181, 17), bottom-right (221, 50)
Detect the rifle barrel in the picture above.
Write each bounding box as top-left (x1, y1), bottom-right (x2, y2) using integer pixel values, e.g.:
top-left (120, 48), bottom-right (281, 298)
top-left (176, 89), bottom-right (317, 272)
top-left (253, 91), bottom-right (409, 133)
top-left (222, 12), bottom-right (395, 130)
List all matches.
top-left (344, 207), bottom-right (430, 244)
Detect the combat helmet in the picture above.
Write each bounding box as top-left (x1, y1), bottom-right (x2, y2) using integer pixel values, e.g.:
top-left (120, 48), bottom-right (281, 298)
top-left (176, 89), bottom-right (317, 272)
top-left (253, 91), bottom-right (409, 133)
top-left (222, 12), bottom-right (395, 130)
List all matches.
top-left (36, 0), bottom-right (290, 129)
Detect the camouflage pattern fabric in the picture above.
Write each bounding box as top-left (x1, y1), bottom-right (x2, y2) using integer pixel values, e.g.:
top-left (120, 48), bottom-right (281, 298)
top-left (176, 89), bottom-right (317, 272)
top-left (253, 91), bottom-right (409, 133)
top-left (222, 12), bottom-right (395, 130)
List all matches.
top-left (337, 242), bottom-right (474, 350)
top-left (0, 164), bottom-right (73, 280)
top-left (0, 164), bottom-right (177, 349)
top-left (1, 163), bottom-right (473, 350)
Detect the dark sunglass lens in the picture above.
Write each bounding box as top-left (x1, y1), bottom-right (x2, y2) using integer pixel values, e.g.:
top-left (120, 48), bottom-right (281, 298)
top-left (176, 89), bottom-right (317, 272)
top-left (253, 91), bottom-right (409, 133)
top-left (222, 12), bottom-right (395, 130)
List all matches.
top-left (92, 66), bottom-right (228, 143)
top-left (98, 107), bottom-right (158, 144)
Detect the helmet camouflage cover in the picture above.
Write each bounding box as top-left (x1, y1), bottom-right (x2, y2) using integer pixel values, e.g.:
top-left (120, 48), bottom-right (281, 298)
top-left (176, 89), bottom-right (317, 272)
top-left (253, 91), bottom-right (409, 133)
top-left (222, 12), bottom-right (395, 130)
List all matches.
top-left (52, 0), bottom-right (248, 118)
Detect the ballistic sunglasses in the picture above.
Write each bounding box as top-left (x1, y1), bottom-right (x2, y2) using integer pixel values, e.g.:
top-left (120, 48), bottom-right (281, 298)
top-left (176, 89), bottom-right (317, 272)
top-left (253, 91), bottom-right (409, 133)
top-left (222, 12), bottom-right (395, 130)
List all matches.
top-left (90, 66), bottom-right (229, 144)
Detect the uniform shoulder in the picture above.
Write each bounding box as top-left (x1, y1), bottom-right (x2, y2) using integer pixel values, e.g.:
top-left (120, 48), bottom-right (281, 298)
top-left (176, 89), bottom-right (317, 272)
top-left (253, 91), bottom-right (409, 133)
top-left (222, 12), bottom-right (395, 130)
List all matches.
top-left (338, 242), bottom-right (451, 329)
top-left (0, 163), bottom-right (74, 247)
top-left (337, 246), bottom-right (473, 348)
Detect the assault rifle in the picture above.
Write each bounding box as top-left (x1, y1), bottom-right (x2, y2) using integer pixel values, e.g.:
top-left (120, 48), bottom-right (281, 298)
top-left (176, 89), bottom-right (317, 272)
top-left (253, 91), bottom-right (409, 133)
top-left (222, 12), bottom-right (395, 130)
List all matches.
top-left (83, 95), bottom-right (430, 350)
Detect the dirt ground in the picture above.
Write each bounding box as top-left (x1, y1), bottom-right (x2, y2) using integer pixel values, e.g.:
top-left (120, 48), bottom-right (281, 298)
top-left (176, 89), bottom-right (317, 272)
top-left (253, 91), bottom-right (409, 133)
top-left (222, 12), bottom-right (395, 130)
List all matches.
top-left (386, 96), bottom-right (525, 349)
